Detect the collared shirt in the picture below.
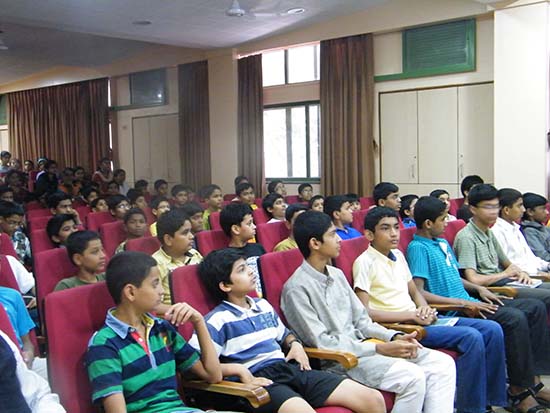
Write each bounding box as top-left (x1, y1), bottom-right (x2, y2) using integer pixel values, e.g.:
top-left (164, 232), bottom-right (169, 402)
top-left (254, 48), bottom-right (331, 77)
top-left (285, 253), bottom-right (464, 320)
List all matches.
top-left (492, 217), bottom-right (548, 274)
top-left (53, 273), bottom-right (106, 292)
top-left (86, 309), bottom-right (199, 413)
top-left (150, 222), bottom-right (158, 237)
top-left (202, 210), bottom-right (212, 230)
top-left (402, 218), bottom-right (416, 228)
top-left (189, 296), bottom-right (288, 373)
top-left (273, 237), bottom-right (297, 252)
top-left (0, 286), bottom-right (35, 346)
top-left (407, 234), bottom-right (478, 302)
top-left (153, 247), bottom-right (203, 305)
top-left (281, 260), bottom-right (398, 358)
top-left (453, 220), bottom-right (508, 275)
top-left (11, 229), bottom-right (31, 266)
top-left (335, 225), bottom-right (362, 240)
top-left (353, 245), bottom-right (416, 312)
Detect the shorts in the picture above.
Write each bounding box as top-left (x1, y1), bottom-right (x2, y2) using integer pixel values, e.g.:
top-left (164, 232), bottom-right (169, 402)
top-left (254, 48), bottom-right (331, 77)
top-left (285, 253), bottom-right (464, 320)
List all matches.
top-left (253, 360), bottom-right (345, 413)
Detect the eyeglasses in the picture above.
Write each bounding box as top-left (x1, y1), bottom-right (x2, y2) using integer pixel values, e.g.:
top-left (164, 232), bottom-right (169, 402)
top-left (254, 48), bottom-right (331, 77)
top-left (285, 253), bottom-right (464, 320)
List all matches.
top-left (475, 204), bottom-right (501, 210)
top-left (117, 203), bottom-right (131, 209)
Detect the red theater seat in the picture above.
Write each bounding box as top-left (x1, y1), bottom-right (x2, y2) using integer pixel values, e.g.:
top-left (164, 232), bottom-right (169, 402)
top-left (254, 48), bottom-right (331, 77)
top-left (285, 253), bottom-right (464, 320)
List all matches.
top-left (255, 221), bottom-right (290, 252)
top-left (195, 230), bottom-right (230, 256)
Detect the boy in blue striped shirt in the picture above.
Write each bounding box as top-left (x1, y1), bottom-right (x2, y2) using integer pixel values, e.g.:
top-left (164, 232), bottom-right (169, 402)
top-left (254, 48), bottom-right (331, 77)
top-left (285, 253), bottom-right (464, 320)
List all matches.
top-left (191, 248), bottom-right (384, 413)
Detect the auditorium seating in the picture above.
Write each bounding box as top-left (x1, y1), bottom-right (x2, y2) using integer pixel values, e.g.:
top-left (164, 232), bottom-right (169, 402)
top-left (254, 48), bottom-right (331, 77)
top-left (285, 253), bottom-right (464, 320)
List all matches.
top-left (28, 214), bottom-right (53, 231)
top-left (442, 219), bottom-right (467, 246)
top-left (29, 229), bottom-right (55, 255)
top-left (86, 211), bottom-right (115, 232)
top-left (359, 197), bottom-right (375, 210)
top-left (252, 207), bottom-right (270, 225)
top-left (285, 195), bottom-right (300, 204)
top-left (125, 235), bottom-right (161, 255)
top-left (0, 232), bottom-right (19, 258)
top-left (99, 220), bottom-right (127, 258)
top-left (26, 208), bottom-right (51, 220)
top-left (255, 221), bottom-right (290, 252)
top-left (351, 209), bottom-right (369, 233)
top-left (398, 227), bottom-right (416, 254)
top-left (449, 198), bottom-right (464, 216)
top-left (195, 230), bottom-right (230, 256)
top-left (208, 211), bottom-right (222, 231)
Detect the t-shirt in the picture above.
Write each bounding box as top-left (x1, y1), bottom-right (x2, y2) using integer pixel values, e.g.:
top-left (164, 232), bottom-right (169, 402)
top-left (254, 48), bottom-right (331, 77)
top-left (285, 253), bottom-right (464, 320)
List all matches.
top-left (0, 286), bottom-right (35, 345)
top-left (86, 310), bottom-right (199, 413)
top-left (54, 273), bottom-right (106, 291)
top-left (274, 237), bottom-right (297, 252)
top-left (230, 243), bottom-right (266, 297)
top-left (335, 225), bottom-right (362, 240)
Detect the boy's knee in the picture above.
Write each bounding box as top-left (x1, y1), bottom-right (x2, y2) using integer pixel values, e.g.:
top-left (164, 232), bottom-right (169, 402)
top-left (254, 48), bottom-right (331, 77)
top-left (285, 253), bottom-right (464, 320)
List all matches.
top-left (401, 363), bottom-right (426, 393)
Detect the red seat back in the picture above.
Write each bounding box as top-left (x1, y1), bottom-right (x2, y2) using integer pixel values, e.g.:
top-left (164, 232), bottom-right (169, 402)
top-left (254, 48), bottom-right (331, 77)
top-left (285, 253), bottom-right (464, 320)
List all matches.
top-left (359, 197), bottom-right (375, 210)
top-left (142, 207), bottom-right (156, 225)
top-left (285, 195), bottom-right (299, 204)
top-left (256, 222), bottom-right (290, 252)
top-left (224, 194), bottom-right (236, 202)
top-left (35, 248), bottom-right (78, 315)
top-left (195, 230), bottom-right (230, 257)
top-left (0, 255), bottom-right (20, 291)
top-left (442, 219), bottom-right (467, 246)
top-left (449, 198), bottom-right (464, 216)
top-left (0, 233), bottom-right (18, 259)
top-left (44, 283), bottom-right (114, 413)
top-left (24, 200), bottom-right (42, 211)
top-left (398, 227), bottom-right (416, 254)
top-left (125, 236), bottom-right (161, 255)
top-left (351, 209), bottom-right (369, 233)
top-left (28, 214), bottom-right (52, 231)
top-left (0, 304), bottom-right (19, 348)
top-left (209, 211), bottom-right (222, 231)
top-left (75, 205), bottom-right (91, 225)
top-left (30, 229), bottom-right (56, 255)
top-left (100, 221), bottom-right (127, 258)
top-left (252, 208), bottom-right (270, 225)
top-left (86, 211), bottom-right (115, 232)
top-left (333, 237), bottom-right (370, 286)
top-left (26, 208), bottom-right (51, 220)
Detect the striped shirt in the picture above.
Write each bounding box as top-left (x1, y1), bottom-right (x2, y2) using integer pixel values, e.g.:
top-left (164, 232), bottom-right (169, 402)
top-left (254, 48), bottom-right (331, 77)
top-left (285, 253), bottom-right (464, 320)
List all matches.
top-left (189, 296), bottom-right (289, 374)
top-left (407, 234), bottom-right (477, 302)
top-left (86, 309), bottom-right (200, 413)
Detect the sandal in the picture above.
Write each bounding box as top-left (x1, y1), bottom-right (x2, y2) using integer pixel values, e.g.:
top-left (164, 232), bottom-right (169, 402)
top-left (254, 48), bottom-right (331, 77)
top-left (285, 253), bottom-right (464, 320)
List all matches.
top-left (508, 388), bottom-right (547, 413)
top-left (531, 383), bottom-right (550, 408)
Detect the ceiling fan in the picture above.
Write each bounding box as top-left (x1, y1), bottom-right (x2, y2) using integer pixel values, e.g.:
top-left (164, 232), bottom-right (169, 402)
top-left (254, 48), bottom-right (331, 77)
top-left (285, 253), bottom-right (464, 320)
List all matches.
top-left (0, 31), bottom-right (8, 51)
top-left (225, 0), bottom-right (305, 19)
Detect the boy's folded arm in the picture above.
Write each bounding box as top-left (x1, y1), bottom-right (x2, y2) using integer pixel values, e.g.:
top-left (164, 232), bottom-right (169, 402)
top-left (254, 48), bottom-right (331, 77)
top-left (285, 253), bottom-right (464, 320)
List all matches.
top-left (102, 393), bottom-right (127, 413)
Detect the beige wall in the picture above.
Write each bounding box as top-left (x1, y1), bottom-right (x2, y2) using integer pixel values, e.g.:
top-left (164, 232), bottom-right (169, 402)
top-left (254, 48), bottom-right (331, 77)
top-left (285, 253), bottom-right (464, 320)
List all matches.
top-left (0, 125), bottom-right (8, 153)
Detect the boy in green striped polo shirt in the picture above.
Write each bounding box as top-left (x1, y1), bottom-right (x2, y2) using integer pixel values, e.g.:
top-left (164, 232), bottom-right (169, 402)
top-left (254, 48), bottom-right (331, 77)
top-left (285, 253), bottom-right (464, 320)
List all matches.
top-left (86, 251), bottom-right (222, 413)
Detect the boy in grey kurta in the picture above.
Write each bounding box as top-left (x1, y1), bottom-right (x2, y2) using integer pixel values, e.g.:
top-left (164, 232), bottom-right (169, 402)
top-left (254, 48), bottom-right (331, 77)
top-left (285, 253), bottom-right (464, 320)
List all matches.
top-left (281, 210), bottom-right (456, 413)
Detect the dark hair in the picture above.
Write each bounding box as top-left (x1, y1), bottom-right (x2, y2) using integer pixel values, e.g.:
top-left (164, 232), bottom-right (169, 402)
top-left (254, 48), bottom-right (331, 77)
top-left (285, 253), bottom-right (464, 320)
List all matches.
top-left (298, 183), bottom-right (312, 194)
top-left (150, 196), bottom-right (170, 210)
top-left (345, 193), bottom-right (359, 203)
top-left (106, 251), bottom-right (158, 305)
top-left (267, 180), bottom-right (283, 194)
top-left (373, 182), bottom-right (399, 205)
top-left (262, 193), bottom-right (283, 218)
top-left (200, 184), bottom-right (221, 200)
top-left (294, 210), bottom-right (333, 258)
top-left (220, 203), bottom-right (253, 237)
top-left (413, 196), bottom-right (447, 229)
top-left (107, 194), bottom-right (129, 211)
top-left (90, 197), bottom-right (106, 210)
top-left (46, 214), bottom-right (77, 244)
top-left (0, 151), bottom-right (11, 158)
top-left (44, 160), bottom-right (57, 171)
top-left (460, 175), bottom-right (484, 197)
top-left (498, 188), bottom-right (522, 213)
top-left (199, 248), bottom-right (245, 302)
top-left (181, 202), bottom-right (204, 216)
top-left (523, 192), bottom-right (548, 220)
top-left (399, 194), bottom-right (419, 220)
top-left (5, 170), bottom-right (22, 185)
top-left (66, 230), bottom-right (101, 265)
top-left (364, 207), bottom-right (399, 232)
top-left (285, 203), bottom-right (308, 222)
top-left (74, 166), bottom-right (85, 175)
top-left (234, 175), bottom-right (248, 188)
top-left (47, 192), bottom-right (71, 210)
top-left (156, 209), bottom-right (190, 243)
top-left (81, 186), bottom-right (98, 200)
top-left (124, 207), bottom-right (146, 224)
top-left (171, 184), bottom-right (188, 198)
top-left (154, 179), bottom-right (168, 191)
top-left (468, 184), bottom-right (498, 207)
top-left (429, 189), bottom-right (449, 199)
top-left (0, 201), bottom-right (24, 218)
top-left (323, 195), bottom-right (348, 221)
top-left (308, 195), bottom-right (324, 209)
top-left (127, 188), bottom-right (143, 205)
top-left (113, 169), bottom-right (125, 178)
top-left (135, 179), bottom-right (148, 190)
top-left (107, 180), bottom-right (119, 190)
top-left (236, 182), bottom-right (254, 197)
top-left (0, 186), bottom-right (13, 196)
top-left (61, 167), bottom-right (74, 177)
top-left (24, 160), bottom-right (34, 167)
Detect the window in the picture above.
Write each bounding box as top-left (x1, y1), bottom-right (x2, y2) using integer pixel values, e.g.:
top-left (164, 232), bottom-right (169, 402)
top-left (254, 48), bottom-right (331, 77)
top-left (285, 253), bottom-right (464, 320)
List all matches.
top-left (129, 69), bottom-right (167, 106)
top-left (263, 102), bottom-right (319, 179)
top-left (262, 44), bottom-right (320, 87)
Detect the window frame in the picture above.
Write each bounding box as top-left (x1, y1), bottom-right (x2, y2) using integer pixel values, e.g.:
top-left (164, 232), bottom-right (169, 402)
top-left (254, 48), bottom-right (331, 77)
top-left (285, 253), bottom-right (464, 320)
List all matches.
top-left (263, 100), bottom-right (320, 183)
top-left (263, 44), bottom-right (320, 87)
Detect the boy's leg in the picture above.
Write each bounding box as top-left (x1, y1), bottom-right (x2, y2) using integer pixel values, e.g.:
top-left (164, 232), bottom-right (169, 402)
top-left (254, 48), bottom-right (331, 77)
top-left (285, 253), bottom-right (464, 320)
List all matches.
top-left (278, 397), bottom-right (316, 413)
top-left (324, 378), bottom-right (386, 413)
top-left (377, 359), bottom-right (426, 413)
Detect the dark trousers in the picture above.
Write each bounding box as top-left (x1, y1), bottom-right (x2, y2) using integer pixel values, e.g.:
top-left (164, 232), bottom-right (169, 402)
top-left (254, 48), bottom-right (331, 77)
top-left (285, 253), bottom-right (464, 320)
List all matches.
top-left (486, 297), bottom-right (550, 387)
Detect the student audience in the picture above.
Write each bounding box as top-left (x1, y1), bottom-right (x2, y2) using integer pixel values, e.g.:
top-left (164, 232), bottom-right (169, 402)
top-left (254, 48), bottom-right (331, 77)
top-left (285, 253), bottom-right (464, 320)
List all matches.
top-left (126, 188), bottom-right (147, 210)
top-left (0, 200), bottom-right (31, 265)
top-left (308, 194), bottom-right (324, 212)
top-left (35, 160), bottom-right (59, 198)
top-left (274, 203), bottom-right (308, 252)
top-left (91, 157), bottom-right (113, 195)
top-left (235, 182), bottom-right (258, 209)
top-left (46, 214), bottom-right (79, 247)
top-left (346, 193), bottom-right (361, 212)
top-left (115, 208), bottom-right (148, 253)
top-left (457, 175), bottom-right (484, 222)
top-left (107, 194), bottom-right (131, 220)
top-left (298, 183), bottom-right (313, 202)
top-left (90, 196), bottom-right (109, 213)
top-left (181, 202), bottom-right (204, 237)
top-left (373, 182), bottom-right (401, 212)
top-left (267, 179), bottom-right (287, 196)
top-left (154, 179), bottom-right (169, 198)
top-left (171, 184), bottom-right (189, 208)
top-left (430, 189), bottom-right (457, 221)
top-left (149, 196), bottom-right (171, 237)
top-left (113, 169), bottom-right (129, 195)
top-left (201, 184), bottom-right (223, 230)
top-left (263, 192), bottom-right (287, 223)
top-left (324, 195), bottom-right (362, 240)
top-left (399, 194), bottom-right (418, 228)
top-left (521, 192), bottom-right (550, 261)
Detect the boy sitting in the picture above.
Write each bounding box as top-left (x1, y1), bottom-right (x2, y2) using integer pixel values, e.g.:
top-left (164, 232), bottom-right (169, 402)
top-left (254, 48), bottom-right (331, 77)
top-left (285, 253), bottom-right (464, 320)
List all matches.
top-left (107, 194), bottom-right (131, 221)
top-left (373, 182), bottom-right (401, 212)
top-left (201, 184), bottom-right (223, 230)
top-left (274, 204), bottom-right (308, 252)
top-left (54, 231), bottom-right (106, 291)
top-left (91, 196), bottom-right (109, 213)
top-left (354, 206), bottom-right (506, 413)
top-left (220, 203), bottom-right (266, 296)
top-left (152, 209), bottom-right (202, 306)
top-left (345, 193), bottom-right (361, 212)
top-left (0, 186), bottom-right (14, 203)
top-left (127, 188), bottom-right (148, 210)
top-left (106, 180), bottom-right (120, 196)
top-left (171, 184), bottom-right (189, 208)
top-left (47, 192), bottom-right (81, 225)
top-left (46, 214), bottom-right (79, 247)
top-left (324, 195), bottom-right (362, 240)
top-left (281, 210), bottom-right (456, 413)
top-left (399, 194), bottom-right (418, 228)
top-left (521, 192), bottom-right (550, 261)
top-left (134, 179), bottom-right (150, 198)
top-left (262, 193), bottom-right (287, 223)
top-left (192, 248), bottom-right (385, 413)
top-left (308, 195), bottom-right (324, 212)
top-left (408, 195), bottom-right (550, 413)
top-left (81, 186), bottom-right (99, 206)
top-left (493, 188), bottom-right (550, 276)
top-left (298, 183), bottom-right (313, 202)
top-left (457, 175), bottom-right (484, 222)
top-left (267, 180), bottom-right (287, 197)
top-left (149, 196), bottom-right (171, 237)
top-left (86, 251), bottom-right (222, 413)
top-left (0, 200), bottom-right (31, 265)
top-left (154, 179), bottom-right (169, 198)
top-left (181, 202), bottom-right (204, 236)
top-left (429, 189), bottom-right (457, 222)
top-left (235, 182), bottom-right (258, 209)
top-left (115, 208), bottom-right (148, 254)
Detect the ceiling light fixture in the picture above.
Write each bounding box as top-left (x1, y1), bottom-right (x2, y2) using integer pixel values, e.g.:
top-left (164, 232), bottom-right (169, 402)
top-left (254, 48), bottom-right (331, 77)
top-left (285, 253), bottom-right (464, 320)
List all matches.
top-left (286, 7), bottom-right (305, 15)
top-left (0, 30), bottom-right (7, 51)
top-left (132, 20), bottom-right (152, 26)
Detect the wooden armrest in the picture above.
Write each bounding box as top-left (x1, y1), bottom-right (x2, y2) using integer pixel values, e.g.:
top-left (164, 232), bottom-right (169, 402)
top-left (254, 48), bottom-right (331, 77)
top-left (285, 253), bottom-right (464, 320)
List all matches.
top-left (303, 347), bottom-right (358, 369)
top-left (432, 304), bottom-right (480, 318)
top-left (488, 286), bottom-right (518, 298)
top-left (381, 323), bottom-right (426, 340)
top-left (181, 379), bottom-right (270, 408)
top-left (530, 273), bottom-right (550, 281)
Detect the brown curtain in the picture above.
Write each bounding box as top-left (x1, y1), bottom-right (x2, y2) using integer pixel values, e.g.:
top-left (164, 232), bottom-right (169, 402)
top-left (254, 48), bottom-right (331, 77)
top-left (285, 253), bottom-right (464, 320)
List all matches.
top-left (179, 61), bottom-right (212, 190)
top-left (320, 33), bottom-right (375, 196)
top-left (7, 78), bottom-right (110, 171)
top-left (238, 54), bottom-right (264, 194)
